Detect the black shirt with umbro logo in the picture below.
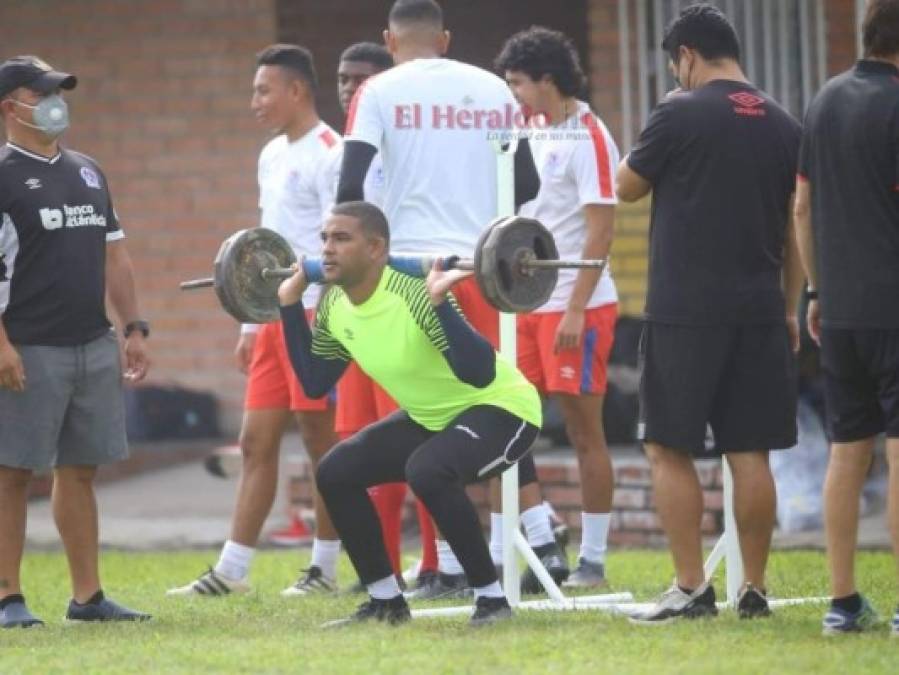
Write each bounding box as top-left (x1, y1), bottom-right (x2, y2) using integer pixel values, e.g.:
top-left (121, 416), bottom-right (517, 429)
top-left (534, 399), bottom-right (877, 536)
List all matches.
top-left (627, 80), bottom-right (802, 324)
top-left (0, 142), bottom-right (122, 346)
top-left (799, 60), bottom-right (899, 329)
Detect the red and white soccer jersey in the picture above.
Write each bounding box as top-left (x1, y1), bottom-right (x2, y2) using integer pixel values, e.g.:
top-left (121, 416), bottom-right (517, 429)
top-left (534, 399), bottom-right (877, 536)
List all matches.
top-left (519, 101), bottom-right (619, 312)
top-left (344, 58), bottom-right (519, 256)
top-left (257, 121), bottom-right (340, 308)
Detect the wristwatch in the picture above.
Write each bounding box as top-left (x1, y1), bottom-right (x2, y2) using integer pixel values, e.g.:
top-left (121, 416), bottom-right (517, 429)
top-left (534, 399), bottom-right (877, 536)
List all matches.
top-left (804, 288), bottom-right (818, 301)
top-left (124, 320), bottom-right (150, 339)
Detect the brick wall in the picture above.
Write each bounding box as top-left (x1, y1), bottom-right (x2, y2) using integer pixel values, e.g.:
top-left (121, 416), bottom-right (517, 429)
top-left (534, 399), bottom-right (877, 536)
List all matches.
top-left (287, 449), bottom-right (725, 547)
top-left (0, 0), bottom-right (278, 432)
top-left (825, 0), bottom-right (859, 75)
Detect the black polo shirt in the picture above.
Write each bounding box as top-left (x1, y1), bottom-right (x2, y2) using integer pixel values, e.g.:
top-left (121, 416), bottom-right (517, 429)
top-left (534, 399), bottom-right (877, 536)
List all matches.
top-left (798, 60), bottom-right (899, 329)
top-left (0, 142), bottom-right (122, 346)
top-left (627, 79), bottom-right (801, 324)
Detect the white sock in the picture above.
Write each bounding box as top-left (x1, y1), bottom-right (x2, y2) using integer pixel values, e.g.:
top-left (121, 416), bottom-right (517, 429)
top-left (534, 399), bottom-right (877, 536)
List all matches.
top-left (215, 540), bottom-right (254, 581)
top-left (520, 504), bottom-right (554, 548)
top-left (489, 513), bottom-right (503, 565)
top-left (579, 512), bottom-right (611, 564)
top-left (474, 581), bottom-right (504, 599)
top-left (310, 538), bottom-right (341, 580)
top-left (437, 540), bottom-right (464, 575)
top-left (367, 574), bottom-right (402, 600)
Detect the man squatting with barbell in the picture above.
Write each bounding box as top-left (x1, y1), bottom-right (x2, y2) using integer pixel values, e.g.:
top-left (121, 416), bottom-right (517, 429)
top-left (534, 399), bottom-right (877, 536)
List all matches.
top-left (276, 200), bottom-right (542, 627)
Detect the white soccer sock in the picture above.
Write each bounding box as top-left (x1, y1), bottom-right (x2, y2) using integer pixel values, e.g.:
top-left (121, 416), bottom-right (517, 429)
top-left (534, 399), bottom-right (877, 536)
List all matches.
top-left (489, 513), bottom-right (504, 565)
top-left (368, 574), bottom-right (402, 600)
top-left (520, 504), bottom-right (554, 548)
top-left (579, 512), bottom-right (611, 564)
top-left (437, 540), bottom-right (464, 575)
top-left (215, 540), bottom-right (255, 581)
top-left (474, 581), bottom-right (504, 599)
top-left (310, 538), bottom-right (341, 580)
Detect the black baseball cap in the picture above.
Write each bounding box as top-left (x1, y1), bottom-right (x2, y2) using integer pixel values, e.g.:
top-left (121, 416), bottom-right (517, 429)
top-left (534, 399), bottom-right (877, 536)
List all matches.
top-left (0, 55), bottom-right (77, 99)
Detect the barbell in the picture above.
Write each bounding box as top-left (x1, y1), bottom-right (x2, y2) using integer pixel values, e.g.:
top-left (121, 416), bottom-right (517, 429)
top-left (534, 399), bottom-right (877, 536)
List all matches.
top-left (180, 216), bottom-right (606, 323)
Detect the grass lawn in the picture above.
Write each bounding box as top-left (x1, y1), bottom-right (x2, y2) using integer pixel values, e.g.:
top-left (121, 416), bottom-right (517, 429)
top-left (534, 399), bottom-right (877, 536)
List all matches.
top-left (2, 549), bottom-right (896, 674)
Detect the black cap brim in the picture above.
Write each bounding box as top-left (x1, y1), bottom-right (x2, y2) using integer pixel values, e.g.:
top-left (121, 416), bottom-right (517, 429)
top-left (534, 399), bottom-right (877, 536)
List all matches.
top-left (29, 71), bottom-right (77, 94)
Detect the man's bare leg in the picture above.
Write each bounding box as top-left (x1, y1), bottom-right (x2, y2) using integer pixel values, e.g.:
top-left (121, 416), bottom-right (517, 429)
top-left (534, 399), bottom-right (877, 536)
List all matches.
top-left (645, 442), bottom-right (705, 590)
top-left (824, 437), bottom-right (876, 598)
top-left (726, 450), bottom-right (776, 589)
top-left (0, 466), bottom-right (31, 599)
top-left (52, 465), bottom-right (100, 602)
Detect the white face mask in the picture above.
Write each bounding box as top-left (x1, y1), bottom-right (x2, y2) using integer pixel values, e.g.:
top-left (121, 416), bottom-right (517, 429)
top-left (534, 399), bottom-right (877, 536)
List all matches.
top-left (12, 94), bottom-right (70, 137)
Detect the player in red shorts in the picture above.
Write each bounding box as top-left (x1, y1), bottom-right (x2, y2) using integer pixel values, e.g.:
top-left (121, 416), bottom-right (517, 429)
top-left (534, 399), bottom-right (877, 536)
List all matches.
top-left (497, 27), bottom-right (619, 588)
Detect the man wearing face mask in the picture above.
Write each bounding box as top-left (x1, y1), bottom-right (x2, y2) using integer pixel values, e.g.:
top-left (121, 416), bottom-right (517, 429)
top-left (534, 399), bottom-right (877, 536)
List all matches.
top-left (616, 4), bottom-right (804, 623)
top-left (0, 55), bottom-right (151, 627)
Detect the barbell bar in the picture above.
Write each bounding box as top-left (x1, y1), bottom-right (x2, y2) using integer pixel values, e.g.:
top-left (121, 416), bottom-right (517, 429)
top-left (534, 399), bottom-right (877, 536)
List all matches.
top-left (180, 216), bottom-right (606, 323)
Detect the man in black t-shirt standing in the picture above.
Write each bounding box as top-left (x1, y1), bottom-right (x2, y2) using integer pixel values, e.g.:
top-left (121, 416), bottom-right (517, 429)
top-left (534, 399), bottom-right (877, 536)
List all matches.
top-left (0, 56), bottom-right (151, 627)
top-left (616, 4), bottom-right (803, 623)
top-left (795, 0), bottom-right (899, 637)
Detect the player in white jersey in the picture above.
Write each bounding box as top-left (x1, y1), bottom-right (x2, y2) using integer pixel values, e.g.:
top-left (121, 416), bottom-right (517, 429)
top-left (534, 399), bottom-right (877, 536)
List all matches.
top-left (168, 45), bottom-right (342, 598)
top-left (336, 0), bottom-right (569, 599)
top-left (497, 27), bottom-right (619, 589)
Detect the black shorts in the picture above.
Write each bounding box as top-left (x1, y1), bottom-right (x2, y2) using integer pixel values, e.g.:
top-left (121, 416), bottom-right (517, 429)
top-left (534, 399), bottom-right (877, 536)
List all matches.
top-left (638, 322), bottom-right (797, 455)
top-left (820, 328), bottom-right (899, 442)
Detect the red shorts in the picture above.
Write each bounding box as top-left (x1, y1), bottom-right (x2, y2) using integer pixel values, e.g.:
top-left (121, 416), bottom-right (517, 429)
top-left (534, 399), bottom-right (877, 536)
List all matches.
top-left (334, 361), bottom-right (399, 434)
top-left (245, 316), bottom-right (332, 412)
top-left (517, 303), bottom-right (617, 396)
top-left (453, 275), bottom-right (499, 348)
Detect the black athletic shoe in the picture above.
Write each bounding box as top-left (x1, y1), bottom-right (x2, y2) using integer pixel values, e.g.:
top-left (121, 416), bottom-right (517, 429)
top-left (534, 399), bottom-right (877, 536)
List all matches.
top-left (520, 542), bottom-right (570, 595)
top-left (404, 572), bottom-right (471, 601)
top-left (629, 583), bottom-right (718, 625)
top-left (322, 594), bottom-right (411, 629)
top-left (66, 591), bottom-right (151, 623)
top-left (469, 596), bottom-right (512, 627)
top-left (737, 584), bottom-right (771, 619)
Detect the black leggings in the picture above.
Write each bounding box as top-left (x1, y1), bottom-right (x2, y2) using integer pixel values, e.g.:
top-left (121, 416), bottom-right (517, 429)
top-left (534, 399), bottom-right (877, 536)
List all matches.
top-left (316, 405), bottom-right (539, 588)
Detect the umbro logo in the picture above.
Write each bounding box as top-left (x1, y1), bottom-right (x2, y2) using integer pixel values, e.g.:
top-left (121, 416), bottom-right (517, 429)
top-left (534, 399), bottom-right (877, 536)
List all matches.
top-left (343, 328), bottom-right (354, 340)
top-left (25, 178), bottom-right (41, 190)
top-left (559, 366), bottom-right (576, 380)
top-left (728, 92), bottom-right (766, 117)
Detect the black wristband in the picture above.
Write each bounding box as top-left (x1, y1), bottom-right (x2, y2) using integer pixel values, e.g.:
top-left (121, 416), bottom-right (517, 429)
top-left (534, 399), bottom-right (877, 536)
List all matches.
top-left (124, 320), bottom-right (150, 338)
top-left (804, 289), bottom-right (818, 301)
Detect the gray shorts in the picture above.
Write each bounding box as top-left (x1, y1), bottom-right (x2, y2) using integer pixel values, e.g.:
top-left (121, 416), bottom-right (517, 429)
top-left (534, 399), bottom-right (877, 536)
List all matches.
top-left (0, 330), bottom-right (128, 470)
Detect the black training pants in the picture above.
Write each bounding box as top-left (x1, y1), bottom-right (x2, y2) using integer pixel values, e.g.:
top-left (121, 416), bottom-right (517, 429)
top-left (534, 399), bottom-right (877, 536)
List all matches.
top-left (316, 405), bottom-right (539, 589)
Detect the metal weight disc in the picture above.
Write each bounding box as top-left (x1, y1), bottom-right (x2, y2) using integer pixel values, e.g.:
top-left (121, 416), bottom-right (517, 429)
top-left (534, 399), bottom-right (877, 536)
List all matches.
top-left (473, 216), bottom-right (559, 313)
top-left (213, 228), bottom-right (296, 323)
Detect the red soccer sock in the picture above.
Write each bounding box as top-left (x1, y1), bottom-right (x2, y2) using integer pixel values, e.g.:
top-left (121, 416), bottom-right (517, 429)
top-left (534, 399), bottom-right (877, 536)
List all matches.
top-left (416, 499), bottom-right (438, 573)
top-left (368, 482), bottom-right (407, 576)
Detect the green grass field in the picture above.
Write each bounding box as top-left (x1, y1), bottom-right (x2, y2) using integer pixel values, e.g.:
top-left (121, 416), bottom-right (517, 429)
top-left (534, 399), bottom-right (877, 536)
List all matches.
top-left (3, 549), bottom-right (896, 674)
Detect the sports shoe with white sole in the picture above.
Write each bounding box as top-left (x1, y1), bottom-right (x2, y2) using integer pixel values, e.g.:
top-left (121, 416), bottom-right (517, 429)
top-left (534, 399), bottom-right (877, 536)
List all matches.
top-left (736, 583), bottom-right (771, 619)
top-left (166, 567), bottom-right (250, 597)
top-left (629, 582), bottom-right (718, 624)
top-left (281, 565), bottom-right (338, 597)
top-left (520, 542), bottom-right (569, 595)
top-left (404, 572), bottom-right (471, 601)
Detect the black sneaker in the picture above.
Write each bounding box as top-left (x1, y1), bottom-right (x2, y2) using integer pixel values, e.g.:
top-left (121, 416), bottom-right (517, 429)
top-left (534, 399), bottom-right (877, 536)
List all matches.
top-left (629, 583), bottom-right (718, 625)
top-left (404, 572), bottom-right (471, 601)
top-left (0, 595), bottom-right (43, 628)
top-left (520, 542), bottom-right (570, 595)
top-left (469, 596), bottom-right (512, 627)
top-left (322, 594), bottom-right (411, 629)
top-left (66, 591), bottom-right (151, 623)
top-left (737, 584), bottom-right (771, 619)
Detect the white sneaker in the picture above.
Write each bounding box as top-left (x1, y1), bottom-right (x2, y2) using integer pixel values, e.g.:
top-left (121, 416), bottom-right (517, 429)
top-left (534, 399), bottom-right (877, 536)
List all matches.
top-left (166, 567), bottom-right (250, 597)
top-left (280, 566), bottom-right (338, 597)
top-left (629, 582), bottom-right (718, 624)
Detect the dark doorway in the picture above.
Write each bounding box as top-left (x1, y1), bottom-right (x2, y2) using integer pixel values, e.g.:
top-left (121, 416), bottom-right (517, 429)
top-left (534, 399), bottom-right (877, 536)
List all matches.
top-left (277, 0), bottom-right (589, 130)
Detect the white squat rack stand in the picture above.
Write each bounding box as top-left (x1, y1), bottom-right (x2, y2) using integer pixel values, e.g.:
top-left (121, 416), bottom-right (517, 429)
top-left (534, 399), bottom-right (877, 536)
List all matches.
top-left (411, 139), bottom-right (634, 619)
